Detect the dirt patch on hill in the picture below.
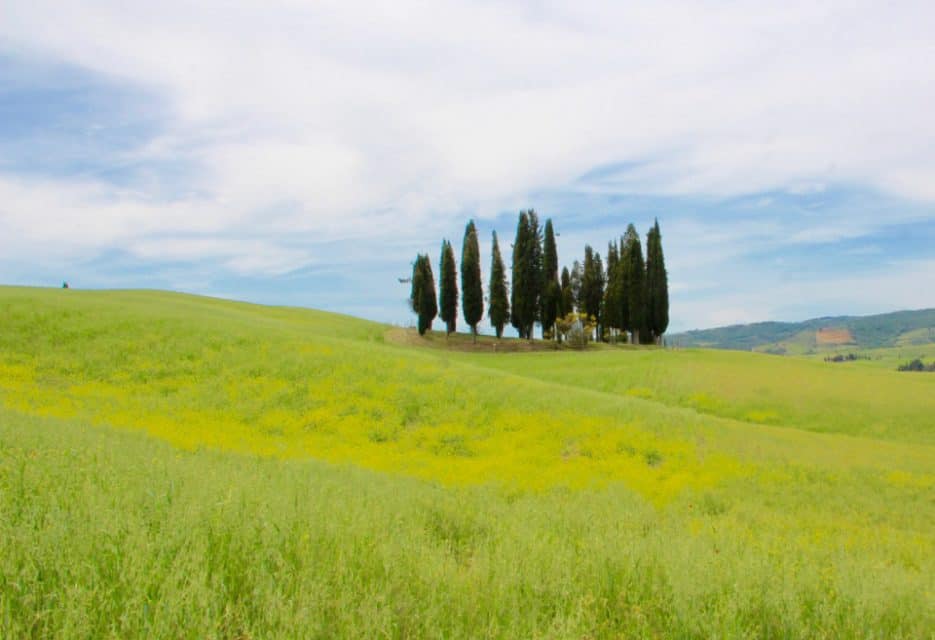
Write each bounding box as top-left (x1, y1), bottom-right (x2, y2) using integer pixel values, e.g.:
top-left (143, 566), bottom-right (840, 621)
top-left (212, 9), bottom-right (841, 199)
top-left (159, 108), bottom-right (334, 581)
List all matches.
top-left (385, 327), bottom-right (569, 353)
top-left (816, 327), bottom-right (855, 345)
top-left (384, 328), bottom-right (648, 353)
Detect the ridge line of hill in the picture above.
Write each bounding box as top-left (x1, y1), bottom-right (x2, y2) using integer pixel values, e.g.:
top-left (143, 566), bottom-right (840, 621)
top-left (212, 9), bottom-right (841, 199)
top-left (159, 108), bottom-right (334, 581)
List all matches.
top-left (669, 307), bottom-right (935, 353)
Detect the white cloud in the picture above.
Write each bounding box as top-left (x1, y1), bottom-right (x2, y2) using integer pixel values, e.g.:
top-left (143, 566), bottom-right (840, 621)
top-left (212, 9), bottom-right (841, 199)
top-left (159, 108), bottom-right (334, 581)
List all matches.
top-left (4, 1), bottom-right (934, 222)
top-left (1, 0), bottom-right (934, 329)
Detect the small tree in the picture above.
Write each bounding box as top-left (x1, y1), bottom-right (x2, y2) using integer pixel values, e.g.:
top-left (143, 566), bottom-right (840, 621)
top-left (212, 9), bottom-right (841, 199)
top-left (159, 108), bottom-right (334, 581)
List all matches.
top-left (439, 239), bottom-right (458, 335)
top-left (555, 312), bottom-right (597, 349)
top-left (461, 220), bottom-right (484, 341)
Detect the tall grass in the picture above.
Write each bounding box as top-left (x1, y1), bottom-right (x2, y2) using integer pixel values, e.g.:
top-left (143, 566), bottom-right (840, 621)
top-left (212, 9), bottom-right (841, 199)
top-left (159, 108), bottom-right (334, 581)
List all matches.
top-left (0, 287), bottom-right (933, 637)
top-left (455, 344), bottom-right (935, 444)
top-left (1, 410), bottom-right (931, 639)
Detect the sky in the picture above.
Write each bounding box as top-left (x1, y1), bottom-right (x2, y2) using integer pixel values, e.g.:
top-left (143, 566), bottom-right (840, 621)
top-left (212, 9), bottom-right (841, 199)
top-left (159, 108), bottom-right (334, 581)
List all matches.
top-left (1, 0), bottom-right (933, 333)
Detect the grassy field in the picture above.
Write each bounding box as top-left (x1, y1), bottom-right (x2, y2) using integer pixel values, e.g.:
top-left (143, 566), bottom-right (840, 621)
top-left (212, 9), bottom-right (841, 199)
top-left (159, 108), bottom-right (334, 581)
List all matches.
top-left (1, 286), bottom-right (933, 638)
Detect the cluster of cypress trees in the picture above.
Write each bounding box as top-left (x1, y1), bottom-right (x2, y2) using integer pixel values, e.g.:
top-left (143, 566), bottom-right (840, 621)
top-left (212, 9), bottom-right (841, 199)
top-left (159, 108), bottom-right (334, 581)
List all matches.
top-left (409, 210), bottom-right (669, 344)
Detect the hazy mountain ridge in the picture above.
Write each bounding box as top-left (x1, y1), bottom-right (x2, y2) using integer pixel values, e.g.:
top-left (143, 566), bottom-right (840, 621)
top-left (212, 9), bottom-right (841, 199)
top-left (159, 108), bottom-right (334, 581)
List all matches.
top-left (672, 308), bottom-right (935, 353)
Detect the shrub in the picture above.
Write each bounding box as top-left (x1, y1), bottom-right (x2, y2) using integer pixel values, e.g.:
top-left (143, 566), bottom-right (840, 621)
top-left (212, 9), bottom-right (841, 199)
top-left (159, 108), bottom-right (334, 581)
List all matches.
top-left (825, 353), bottom-right (868, 363)
top-left (897, 358), bottom-right (935, 372)
top-left (555, 312), bottom-right (597, 349)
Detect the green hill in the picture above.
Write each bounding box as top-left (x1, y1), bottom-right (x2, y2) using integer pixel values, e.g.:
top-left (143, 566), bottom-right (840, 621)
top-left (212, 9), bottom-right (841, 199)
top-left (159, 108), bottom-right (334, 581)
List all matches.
top-left (671, 307), bottom-right (935, 354)
top-left (1, 286), bottom-right (932, 638)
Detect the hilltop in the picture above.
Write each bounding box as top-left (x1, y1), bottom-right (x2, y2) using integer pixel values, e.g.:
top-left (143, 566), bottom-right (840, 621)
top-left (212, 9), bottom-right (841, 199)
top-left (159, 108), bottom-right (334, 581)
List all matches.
top-left (1, 286), bottom-right (932, 638)
top-left (670, 307), bottom-right (935, 354)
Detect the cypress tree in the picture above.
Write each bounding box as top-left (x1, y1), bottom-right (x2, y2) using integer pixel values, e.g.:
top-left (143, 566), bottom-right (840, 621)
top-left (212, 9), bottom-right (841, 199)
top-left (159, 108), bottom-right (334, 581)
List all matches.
top-left (510, 211), bottom-right (530, 338)
top-left (439, 240), bottom-right (458, 335)
top-left (510, 210), bottom-right (542, 339)
top-left (602, 241), bottom-right (620, 339)
top-left (592, 252), bottom-right (605, 340)
top-left (581, 246), bottom-right (604, 338)
top-left (570, 260), bottom-right (584, 313)
top-left (417, 255), bottom-right (438, 336)
top-left (540, 219), bottom-right (560, 339)
top-left (488, 231), bottom-right (510, 339)
top-left (646, 219), bottom-right (670, 343)
top-left (524, 209), bottom-right (543, 338)
top-left (623, 224), bottom-right (648, 344)
top-left (560, 266), bottom-right (573, 318)
top-left (409, 254), bottom-right (424, 316)
top-left (618, 233), bottom-right (631, 341)
top-left (580, 247), bottom-right (594, 322)
top-left (460, 220), bottom-right (483, 341)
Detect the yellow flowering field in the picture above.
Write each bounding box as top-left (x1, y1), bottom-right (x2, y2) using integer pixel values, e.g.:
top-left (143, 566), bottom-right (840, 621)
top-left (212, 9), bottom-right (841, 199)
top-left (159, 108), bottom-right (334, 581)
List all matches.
top-left (0, 286), bottom-right (932, 638)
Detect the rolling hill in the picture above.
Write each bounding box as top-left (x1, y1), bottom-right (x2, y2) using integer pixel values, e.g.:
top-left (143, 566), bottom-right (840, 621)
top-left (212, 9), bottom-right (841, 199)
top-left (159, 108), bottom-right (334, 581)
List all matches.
top-left (1, 286), bottom-right (932, 638)
top-left (670, 307), bottom-right (935, 354)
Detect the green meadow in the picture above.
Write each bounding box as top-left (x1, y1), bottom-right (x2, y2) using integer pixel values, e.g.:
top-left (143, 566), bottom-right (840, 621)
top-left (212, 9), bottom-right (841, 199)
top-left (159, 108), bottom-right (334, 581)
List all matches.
top-left (1, 286), bottom-right (933, 638)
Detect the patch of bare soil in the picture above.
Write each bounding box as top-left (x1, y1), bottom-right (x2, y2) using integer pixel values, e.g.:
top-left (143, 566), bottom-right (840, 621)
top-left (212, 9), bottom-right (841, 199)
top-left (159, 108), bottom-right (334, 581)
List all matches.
top-left (816, 327), bottom-right (855, 345)
top-left (384, 327), bottom-right (564, 352)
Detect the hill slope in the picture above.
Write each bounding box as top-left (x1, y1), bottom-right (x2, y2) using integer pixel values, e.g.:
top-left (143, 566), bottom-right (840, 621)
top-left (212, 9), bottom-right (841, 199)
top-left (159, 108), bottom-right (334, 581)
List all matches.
top-left (670, 307), bottom-right (935, 353)
top-left (1, 286), bottom-right (933, 638)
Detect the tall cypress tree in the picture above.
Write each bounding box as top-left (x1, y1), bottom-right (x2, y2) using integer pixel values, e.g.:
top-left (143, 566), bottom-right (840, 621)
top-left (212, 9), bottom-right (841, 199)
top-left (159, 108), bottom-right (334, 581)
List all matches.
top-left (510, 211), bottom-right (530, 338)
top-left (416, 255), bottom-right (438, 336)
top-left (580, 247), bottom-right (594, 322)
top-left (618, 233), bottom-right (631, 341)
top-left (540, 219), bottom-right (560, 339)
top-left (510, 209), bottom-right (542, 339)
top-left (524, 209), bottom-right (543, 338)
top-left (602, 241), bottom-right (620, 339)
top-left (460, 220), bottom-right (483, 341)
top-left (592, 252), bottom-right (605, 340)
top-left (488, 231), bottom-right (509, 339)
top-left (410, 254), bottom-right (424, 316)
top-left (623, 224), bottom-right (648, 344)
top-left (560, 266), bottom-right (573, 318)
top-left (646, 219), bottom-right (669, 343)
top-left (439, 240), bottom-right (458, 335)
top-left (570, 260), bottom-right (584, 313)
top-left (581, 246), bottom-right (604, 337)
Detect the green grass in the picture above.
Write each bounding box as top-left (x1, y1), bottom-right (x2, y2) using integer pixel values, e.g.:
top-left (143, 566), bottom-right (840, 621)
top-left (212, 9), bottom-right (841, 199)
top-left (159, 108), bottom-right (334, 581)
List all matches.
top-left (1, 286), bottom-right (933, 638)
top-left (452, 345), bottom-right (935, 445)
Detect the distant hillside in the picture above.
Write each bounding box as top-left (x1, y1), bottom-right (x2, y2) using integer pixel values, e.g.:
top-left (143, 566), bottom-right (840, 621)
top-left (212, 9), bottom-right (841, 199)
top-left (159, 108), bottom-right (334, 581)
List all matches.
top-left (671, 308), bottom-right (935, 354)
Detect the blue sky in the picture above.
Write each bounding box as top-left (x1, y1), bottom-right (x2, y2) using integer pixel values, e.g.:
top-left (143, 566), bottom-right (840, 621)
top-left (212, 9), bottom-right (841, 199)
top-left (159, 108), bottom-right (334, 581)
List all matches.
top-left (1, 1), bottom-right (933, 333)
